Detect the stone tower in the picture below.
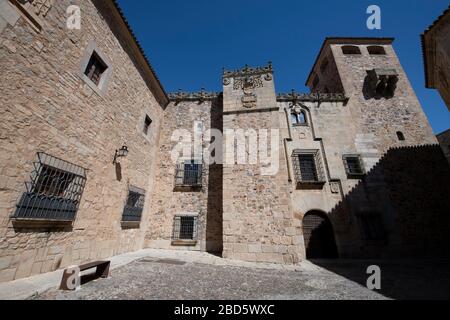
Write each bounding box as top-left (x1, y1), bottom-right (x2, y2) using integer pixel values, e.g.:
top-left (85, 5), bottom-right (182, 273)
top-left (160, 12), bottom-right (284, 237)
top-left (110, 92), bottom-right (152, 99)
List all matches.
top-left (306, 38), bottom-right (437, 162)
top-left (221, 64), bottom-right (301, 264)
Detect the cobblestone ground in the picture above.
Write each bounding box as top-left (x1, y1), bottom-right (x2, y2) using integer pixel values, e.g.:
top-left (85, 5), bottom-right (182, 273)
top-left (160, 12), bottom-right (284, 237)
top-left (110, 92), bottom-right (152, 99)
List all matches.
top-left (34, 258), bottom-right (450, 300)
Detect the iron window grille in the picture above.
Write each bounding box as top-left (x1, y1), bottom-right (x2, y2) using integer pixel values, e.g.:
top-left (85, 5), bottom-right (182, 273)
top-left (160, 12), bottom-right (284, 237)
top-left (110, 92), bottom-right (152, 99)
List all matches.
top-left (175, 160), bottom-right (203, 187)
top-left (172, 216), bottom-right (198, 241)
top-left (121, 187), bottom-right (146, 222)
top-left (292, 150), bottom-right (326, 188)
top-left (357, 212), bottom-right (387, 245)
top-left (12, 153), bottom-right (87, 222)
top-left (343, 155), bottom-right (366, 178)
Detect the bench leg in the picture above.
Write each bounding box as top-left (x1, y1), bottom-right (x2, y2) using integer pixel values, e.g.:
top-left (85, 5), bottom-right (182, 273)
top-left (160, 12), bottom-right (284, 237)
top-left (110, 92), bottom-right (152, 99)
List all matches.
top-left (95, 262), bottom-right (110, 278)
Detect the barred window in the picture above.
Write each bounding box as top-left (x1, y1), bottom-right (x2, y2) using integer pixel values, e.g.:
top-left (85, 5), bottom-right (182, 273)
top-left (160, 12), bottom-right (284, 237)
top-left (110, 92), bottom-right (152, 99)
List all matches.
top-left (358, 212), bottom-right (387, 244)
top-left (343, 155), bottom-right (365, 177)
top-left (292, 150), bottom-right (325, 187)
top-left (121, 187), bottom-right (145, 223)
top-left (84, 52), bottom-right (107, 86)
top-left (175, 160), bottom-right (202, 187)
top-left (173, 216), bottom-right (198, 241)
top-left (12, 153), bottom-right (87, 222)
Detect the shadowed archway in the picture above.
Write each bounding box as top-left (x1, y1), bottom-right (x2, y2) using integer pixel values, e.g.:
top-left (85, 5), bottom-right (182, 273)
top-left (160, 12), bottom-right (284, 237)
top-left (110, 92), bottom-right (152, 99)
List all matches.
top-left (303, 211), bottom-right (338, 259)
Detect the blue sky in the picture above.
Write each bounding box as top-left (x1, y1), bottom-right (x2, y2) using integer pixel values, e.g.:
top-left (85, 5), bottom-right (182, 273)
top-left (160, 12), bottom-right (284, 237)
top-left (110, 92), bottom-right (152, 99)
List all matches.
top-left (116, 0), bottom-right (450, 134)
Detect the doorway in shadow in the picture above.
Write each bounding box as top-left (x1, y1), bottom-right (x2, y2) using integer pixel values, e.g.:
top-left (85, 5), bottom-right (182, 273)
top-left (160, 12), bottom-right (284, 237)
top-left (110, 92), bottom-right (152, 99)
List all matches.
top-left (303, 210), bottom-right (338, 259)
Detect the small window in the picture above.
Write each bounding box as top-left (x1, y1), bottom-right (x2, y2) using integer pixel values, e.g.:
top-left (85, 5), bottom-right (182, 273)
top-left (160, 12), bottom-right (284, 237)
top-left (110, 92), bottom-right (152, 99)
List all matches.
top-left (342, 46), bottom-right (361, 55)
top-left (173, 216), bottom-right (198, 240)
top-left (397, 131), bottom-right (405, 141)
top-left (12, 153), bottom-right (87, 222)
top-left (84, 52), bottom-right (107, 86)
top-left (143, 115), bottom-right (152, 135)
top-left (343, 155), bottom-right (365, 177)
top-left (292, 150), bottom-right (326, 188)
top-left (367, 46), bottom-right (386, 55)
top-left (291, 110), bottom-right (307, 126)
top-left (358, 212), bottom-right (387, 244)
top-left (175, 160), bottom-right (202, 187)
top-left (121, 187), bottom-right (145, 223)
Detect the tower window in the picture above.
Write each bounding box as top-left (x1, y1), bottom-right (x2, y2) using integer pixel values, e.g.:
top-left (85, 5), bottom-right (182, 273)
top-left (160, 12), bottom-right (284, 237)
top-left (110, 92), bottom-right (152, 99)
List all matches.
top-left (343, 155), bottom-right (365, 178)
top-left (341, 46), bottom-right (361, 55)
top-left (84, 52), bottom-right (107, 86)
top-left (292, 150), bottom-right (326, 189)
top-left (397, 131), bottom-right (405, 141)
top-left (291, 110), bottom-right (307, 126)
top-left (367, 46), bottom-right (386, 55)
top-left (175, 160), bottom-right (203, 188)
top-left (143, 115), bottom-right (152, 135)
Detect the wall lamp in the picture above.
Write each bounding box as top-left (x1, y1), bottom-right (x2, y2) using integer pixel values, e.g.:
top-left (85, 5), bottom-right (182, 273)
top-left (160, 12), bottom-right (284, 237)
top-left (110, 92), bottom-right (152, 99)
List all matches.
top-left (113, 145), bottom-right (129, 164)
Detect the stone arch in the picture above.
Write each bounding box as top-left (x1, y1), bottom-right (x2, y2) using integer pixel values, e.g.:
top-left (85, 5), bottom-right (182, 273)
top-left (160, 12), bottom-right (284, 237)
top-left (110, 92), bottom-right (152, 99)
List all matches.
top-left (302, 210), bottom-right (338, 259)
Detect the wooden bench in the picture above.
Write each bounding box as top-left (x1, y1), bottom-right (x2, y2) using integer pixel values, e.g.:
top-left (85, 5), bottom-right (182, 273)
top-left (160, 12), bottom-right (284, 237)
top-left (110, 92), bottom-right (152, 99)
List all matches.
top-left (60, 260), bottom-right (110, 290)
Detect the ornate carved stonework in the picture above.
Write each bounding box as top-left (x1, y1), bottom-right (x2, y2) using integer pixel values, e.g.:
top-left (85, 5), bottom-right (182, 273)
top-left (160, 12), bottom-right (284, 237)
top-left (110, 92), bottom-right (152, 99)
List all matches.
top-left (32, 0), bottom-right (54, 17)
top-left (233, 75), bottom-right (263, 91)
top-left (223, 62), bottom-right (273, 78)
top-left (168, 89), bottom-right (219, 102)
top-left (277, 90), bottom-right (348, 103)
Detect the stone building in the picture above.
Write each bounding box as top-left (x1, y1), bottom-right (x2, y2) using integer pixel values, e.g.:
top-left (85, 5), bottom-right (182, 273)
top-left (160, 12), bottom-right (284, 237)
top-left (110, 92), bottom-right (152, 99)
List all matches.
top-left (422, 5), bottom-right (450, 111)
top-left (1, 0), bottom-right (450, 283)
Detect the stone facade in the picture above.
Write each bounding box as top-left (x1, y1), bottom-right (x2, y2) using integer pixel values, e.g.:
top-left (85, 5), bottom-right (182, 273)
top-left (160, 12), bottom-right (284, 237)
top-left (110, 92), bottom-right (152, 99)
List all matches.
top-left (422, 6), bottom-right (450, 111)
top-left (1, 1), bottom-right (450, 284)
top-left (0, 0), bottom-right (167, 282)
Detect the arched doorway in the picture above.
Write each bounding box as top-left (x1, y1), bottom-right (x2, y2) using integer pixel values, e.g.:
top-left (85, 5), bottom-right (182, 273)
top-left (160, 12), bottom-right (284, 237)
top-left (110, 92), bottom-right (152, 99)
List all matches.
top-left (302, 211), bottom-right (338, 259)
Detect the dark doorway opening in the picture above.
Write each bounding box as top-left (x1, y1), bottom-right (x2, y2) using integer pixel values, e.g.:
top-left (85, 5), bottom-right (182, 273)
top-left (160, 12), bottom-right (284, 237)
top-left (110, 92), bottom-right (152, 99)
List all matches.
top-left (303, 211), bottom-right (338, 259)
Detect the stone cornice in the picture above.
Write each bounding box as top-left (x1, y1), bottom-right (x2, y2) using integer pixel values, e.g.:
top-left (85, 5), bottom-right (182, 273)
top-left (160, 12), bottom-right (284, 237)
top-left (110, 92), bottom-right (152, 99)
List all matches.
top-left (168, 89), bottom-right (220, 102)
top-left (223, 62), bottom-right (273, 78)
top-left (277, 90), bottom-right (348, 103)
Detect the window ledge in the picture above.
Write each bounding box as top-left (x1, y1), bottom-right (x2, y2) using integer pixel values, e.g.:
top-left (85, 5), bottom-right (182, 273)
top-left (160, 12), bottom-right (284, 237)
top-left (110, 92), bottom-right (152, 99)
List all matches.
top-left (11, 218), bottom-right (73, 229)
top-left (174, 185), bottom-right (202, 192)
top-left (296, 181), bottom-right (326, 190)
top-left (121, 221), bottom-right (141, 229)
top-left (171, 240), bottom-right (198, 247)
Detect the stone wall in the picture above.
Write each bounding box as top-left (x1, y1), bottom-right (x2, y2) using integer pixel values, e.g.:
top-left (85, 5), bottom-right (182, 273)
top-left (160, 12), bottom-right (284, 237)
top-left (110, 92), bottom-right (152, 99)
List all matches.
top-left (437, 129), bottom-right (450, 164)
top-left (0, 0), bottom-right (165, 282)
top-left (145, 97), bottom-right (223, 253)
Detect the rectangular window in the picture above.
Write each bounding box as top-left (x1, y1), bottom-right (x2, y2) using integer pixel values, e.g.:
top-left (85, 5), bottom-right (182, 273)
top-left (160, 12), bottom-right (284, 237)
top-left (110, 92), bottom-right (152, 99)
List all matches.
top-left (143, 115), bottom-right (152, 135)
top-left (358, 213), bottom-right (387, 244)
top-left (175, 160), bottom-right (202, 187)
top-left (12, 153), bottom-right (87, 222)
top-left (121, 187), bottom-right (145, 223)
top-left (173, 216), bottom-right (198, 241)
top-left (343, 155), bottom-right (365, 177)
top-left (292, 150), bottom-right (325, 188)
top-left (84, 52), bottom-right (107, 86)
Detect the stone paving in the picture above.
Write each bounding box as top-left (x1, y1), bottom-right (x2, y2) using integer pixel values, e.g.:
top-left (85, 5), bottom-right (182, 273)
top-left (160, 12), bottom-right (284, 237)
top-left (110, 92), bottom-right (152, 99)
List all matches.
top-left (26, 249), bottom-right (450, 300)
top-left (35, 257), bottom-right (387, 300)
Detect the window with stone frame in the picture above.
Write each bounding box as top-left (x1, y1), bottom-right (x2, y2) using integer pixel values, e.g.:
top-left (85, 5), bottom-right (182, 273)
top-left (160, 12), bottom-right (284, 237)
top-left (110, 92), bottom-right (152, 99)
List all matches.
top-left (174, 160), bottom-right (202, 188)
top-left (143, 115), bottom-right (152, 135)
top-left (341, 45), bottom-right (361, 55)
top-left (121, 186), bottom-right (145, 224)
top-left (357, 212), bottom-right (387, 245)
top-left (343, 154), bottom-right (365, 178)
top-left (292, 150), bottom-right (326, 188)
top-left (12, 153), bottom-right (87, 223)
top-left (172, 215), bottom-right (198, 241)
top-left (367, 46), bottom-right (386, 55)
top-left (290, 110), bottom-right (307, 126)
top-left (84, 52), bottom-right (108, 86)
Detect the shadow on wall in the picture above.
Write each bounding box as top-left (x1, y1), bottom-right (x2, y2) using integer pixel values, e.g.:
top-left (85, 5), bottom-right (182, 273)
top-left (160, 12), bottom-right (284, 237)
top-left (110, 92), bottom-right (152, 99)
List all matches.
top-left (206, 95), bottom-right (223, 255)
top-left (311, 144), bottom-right (450, 300)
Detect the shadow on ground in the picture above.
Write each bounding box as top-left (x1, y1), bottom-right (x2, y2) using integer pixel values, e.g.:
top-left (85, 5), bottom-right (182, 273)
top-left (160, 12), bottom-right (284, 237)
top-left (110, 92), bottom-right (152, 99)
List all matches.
top-left (311, 259), bottom-right (450, 300)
